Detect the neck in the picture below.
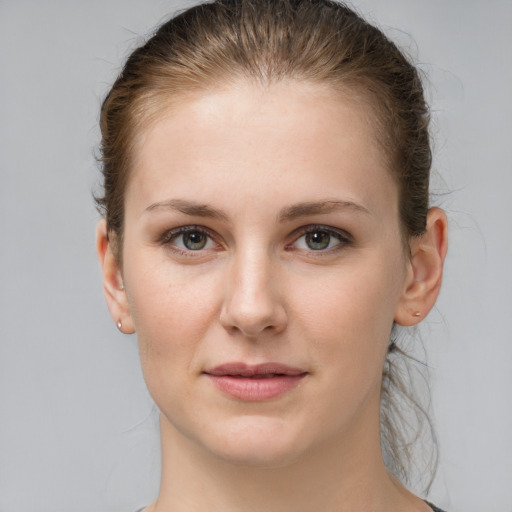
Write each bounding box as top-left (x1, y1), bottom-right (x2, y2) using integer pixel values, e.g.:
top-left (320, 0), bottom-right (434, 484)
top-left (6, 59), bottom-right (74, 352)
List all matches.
top-left (148, 395), bottom-right (427, 512)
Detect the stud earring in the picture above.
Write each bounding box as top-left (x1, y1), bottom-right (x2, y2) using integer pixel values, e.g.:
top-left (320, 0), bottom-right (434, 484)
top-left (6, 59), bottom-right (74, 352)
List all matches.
top-left (117, 321), bottom-right (122, 330)
top-left (413, 312), bottom-right (421, 317)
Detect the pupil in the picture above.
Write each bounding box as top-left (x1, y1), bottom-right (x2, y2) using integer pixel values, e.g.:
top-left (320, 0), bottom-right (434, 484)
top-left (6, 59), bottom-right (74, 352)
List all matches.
top-left (184, 231), bottom-right (206, 250)
top-left (306, 231), bottom-right (330, 250)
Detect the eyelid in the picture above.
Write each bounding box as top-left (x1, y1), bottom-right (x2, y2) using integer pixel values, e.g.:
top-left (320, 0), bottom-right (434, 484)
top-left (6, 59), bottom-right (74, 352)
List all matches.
top-left (287, 224), bottom-right (353, 251)
top-left (159, 225), bottom-right (222, 254)
top-left (158, 224), bottom-right (352, 255)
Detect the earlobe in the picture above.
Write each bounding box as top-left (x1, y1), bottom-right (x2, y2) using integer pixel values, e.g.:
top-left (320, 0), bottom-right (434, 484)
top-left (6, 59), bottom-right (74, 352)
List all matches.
top-left (394, 208), bottom-right (448, 326)
top-left (96, 220), bottom-right (135, 334)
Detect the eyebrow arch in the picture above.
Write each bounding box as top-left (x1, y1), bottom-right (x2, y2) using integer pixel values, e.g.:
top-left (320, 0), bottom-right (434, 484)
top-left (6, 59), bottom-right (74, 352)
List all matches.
top-left (144, 199), bottom-right (229, 222)
top-left (278, 200), bottom-right (371, 223)
top-left (144, 198), bottom-right (370, 223)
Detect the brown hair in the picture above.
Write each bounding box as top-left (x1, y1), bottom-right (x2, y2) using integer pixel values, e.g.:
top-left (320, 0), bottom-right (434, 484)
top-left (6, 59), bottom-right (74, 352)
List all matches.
top-left (96, 0), bottom-right (435, 488)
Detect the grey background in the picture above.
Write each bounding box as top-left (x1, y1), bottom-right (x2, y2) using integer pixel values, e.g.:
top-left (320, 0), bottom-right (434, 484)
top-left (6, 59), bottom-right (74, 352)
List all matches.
top-left (1, 1), bottom-right (511, 511)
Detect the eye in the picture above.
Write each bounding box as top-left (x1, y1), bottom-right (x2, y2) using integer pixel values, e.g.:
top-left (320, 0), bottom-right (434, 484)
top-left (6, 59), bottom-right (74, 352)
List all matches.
top-left (180, 231), bottom-right (210, 250)
top-left (162, 227), bottom-right (217, 252)
top-left (290, 226), bottom-right (351, 252)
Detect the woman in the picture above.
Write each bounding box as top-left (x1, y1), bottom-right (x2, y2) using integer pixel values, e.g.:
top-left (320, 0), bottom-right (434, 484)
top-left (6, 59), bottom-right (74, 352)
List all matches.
top-left (96, 1), bottom-right (448, 510)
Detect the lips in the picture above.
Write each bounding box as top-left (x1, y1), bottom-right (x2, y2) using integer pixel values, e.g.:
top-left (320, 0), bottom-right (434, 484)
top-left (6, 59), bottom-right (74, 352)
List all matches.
top-left (204, 363), bottom-right (307, 401)
top-left (205, 362), bottom-right (306, 377)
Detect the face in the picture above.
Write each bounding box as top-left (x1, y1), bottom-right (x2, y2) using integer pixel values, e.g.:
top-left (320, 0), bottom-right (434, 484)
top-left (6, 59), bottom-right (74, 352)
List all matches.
top-left (118, 81), bottom-right (411, 466)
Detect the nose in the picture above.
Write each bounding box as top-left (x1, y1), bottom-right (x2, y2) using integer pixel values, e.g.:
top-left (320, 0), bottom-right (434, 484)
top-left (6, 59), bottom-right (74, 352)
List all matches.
top-left (219, 248), bottom-right (288, 338)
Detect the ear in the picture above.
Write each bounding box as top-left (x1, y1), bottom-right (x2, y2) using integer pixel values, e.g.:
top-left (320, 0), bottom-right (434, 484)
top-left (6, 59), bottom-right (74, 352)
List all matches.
top-left (394, 207), bottom-right (448, 326)
top-left (96, 220), bottom-right (135, 334)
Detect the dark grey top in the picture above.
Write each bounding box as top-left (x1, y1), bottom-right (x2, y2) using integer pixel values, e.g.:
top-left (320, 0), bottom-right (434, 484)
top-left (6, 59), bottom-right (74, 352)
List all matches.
top-left (426, 502), bottom-right (447, 512)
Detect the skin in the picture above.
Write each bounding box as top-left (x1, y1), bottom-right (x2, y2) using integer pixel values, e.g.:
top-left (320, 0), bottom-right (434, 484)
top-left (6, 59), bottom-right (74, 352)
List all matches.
top-left (97, 80), bottom-right (447, 512)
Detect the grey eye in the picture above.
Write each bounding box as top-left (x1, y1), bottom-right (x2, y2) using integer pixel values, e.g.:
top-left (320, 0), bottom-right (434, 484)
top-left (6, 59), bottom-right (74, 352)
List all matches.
top-left (182, 231), bottom-right (209, 250)
top-left (305, 231), bottom-right (332, 250)
top-left (291, 227), bottom-right (349, 252)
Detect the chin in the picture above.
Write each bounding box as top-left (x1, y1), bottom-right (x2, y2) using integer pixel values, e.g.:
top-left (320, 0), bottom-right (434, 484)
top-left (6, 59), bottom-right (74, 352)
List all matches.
top-left (210, 442), bottom-right (304, 469)
top-left (199, 416), bottom-right (311, 468)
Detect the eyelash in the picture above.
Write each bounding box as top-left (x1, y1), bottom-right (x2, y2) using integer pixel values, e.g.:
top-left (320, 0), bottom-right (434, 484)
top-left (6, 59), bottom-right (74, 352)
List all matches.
top-left (287, 225), bottom-right (353, 255)
top-left (159, 224), bottom-right (353, 257)
top-left (159, 225), bottom-right (220, 257)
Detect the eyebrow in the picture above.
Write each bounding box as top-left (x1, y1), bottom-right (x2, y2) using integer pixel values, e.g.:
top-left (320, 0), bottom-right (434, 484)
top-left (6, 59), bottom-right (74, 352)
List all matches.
top-left (278, 200), bottom-right (371, 222)
top-left (144, 199), bottom-right (370, 222)
top-left (144, 199), bottom-right (230, 222)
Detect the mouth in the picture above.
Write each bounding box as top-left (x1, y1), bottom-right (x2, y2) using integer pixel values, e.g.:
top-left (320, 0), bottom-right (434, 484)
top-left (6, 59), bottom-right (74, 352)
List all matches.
top-left (203, 363), bottom-right (308, 401)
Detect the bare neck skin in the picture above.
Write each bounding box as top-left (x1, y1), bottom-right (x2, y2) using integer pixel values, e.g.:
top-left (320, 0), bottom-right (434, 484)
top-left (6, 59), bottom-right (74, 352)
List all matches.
top-left (148, 392), bottom-right (429, 512)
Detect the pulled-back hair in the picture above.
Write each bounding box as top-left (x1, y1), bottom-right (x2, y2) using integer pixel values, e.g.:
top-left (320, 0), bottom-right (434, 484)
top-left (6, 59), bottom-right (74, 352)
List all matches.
top-left (96, 0), bottom-right (435, 488)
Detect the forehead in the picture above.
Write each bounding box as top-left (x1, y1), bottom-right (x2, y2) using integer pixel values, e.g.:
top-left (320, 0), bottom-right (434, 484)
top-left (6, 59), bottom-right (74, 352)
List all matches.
top-left (126, 80), bottom-right (398, 221)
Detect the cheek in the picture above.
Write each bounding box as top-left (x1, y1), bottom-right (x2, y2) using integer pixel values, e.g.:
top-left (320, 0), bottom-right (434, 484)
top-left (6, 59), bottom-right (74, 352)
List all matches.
top-left (124, 260), bottom-right (225, 422)
top-left (123, 250), bottom-right (221, 370)
top-left (290, 253), bottom-right (405, 376)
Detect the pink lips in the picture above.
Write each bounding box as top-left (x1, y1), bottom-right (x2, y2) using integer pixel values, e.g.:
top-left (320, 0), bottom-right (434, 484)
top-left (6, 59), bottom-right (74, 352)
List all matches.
top-left (204, 363), bottom-right (307, 401)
